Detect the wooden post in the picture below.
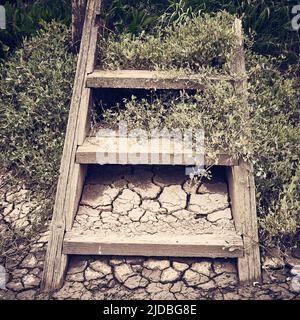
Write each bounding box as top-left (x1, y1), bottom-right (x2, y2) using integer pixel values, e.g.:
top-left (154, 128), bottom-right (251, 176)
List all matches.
top-left (227, 161), bottom-right (261, 283)
top-left (72, 0), bottom-right (88, 45)
top-left (229, 19), bottom-right (261, 283)
top-left (42, 0), bottom-right (101, 292)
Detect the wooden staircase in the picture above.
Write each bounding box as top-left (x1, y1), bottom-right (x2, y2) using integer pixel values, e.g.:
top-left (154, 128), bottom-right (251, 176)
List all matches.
top-left (42, 0), bottom-right (261, 291)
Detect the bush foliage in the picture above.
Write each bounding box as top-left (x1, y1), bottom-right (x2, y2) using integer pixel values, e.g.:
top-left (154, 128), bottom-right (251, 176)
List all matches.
top-left (1, 0), bottom-right (298, 68)
top-left (102, 0), bottom-right (300, 71)
top-left (0, 22), bottom-right (76, 194)
top-left (0, 0), bottom-right (71, 60)
top-left (247, 53), bottom-right (300, 246)
top-left (102, 82), bottom-right (251, 164)
top-left (100, 11), bottom-right (236, 73)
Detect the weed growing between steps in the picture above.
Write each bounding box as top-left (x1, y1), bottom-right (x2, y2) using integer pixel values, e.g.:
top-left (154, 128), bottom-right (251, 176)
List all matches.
top-left (101, 0), bottom-right (300, 72)
top-left (98, 11), bottom-right (249, 163)
top-left (99, 11), bottom-right (237, 75)
top-left (101, 81), bottom-right (251, 164)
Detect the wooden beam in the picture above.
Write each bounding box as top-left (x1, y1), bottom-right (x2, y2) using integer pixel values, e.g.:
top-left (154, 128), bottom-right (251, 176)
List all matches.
top-left (227, 160), bottom-right (261, 283)
top-left (86, 70), bottom-right (234, 90)
top-left (76, 136), bottom-right (239, 166)
top-left (76, 24), bottom-right (100, 145)
top-left (63, 232), bottom-right (244, 258)
top-left (42, 0), bottom-right (101, 292)
top-left (228, 18), bottom-right (261, 284)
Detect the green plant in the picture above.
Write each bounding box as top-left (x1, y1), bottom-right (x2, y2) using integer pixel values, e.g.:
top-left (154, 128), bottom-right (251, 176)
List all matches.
top-left (102, 0), bottom-right (163, 35)
top-left (260, 169), bottom-right (300, 246)
top-left (246, 52), bottom-right (300, 246)
top-left (100, 11), bottom-right (237, 73)
top-left (0, 21), bottom-right (76, 197)
top-left (102, 83), bottom-right (251, 163)
top-left (101, 0), bottom-right (300, 71)
top-left (0, 0), bottom-right (71, 59)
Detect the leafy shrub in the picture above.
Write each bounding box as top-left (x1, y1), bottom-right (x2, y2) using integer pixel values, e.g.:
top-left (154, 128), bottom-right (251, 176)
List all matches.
top-left (100, 11), bottom-right (237, 73)
top-left (102, 82), bottom-right (251, 163)
top-left (246, 52), bottom-right (300, 246)
top-left (0, 21), bottom-right (76, 195)
top-left (102, 0), bottom-right (300, 71)
top-left (0, 0), bottom-right (71, 60)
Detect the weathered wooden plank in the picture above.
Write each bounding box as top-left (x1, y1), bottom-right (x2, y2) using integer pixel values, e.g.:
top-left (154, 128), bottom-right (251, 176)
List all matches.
top-left (65, 8), bottom-right (100, 232)
top-left (86, 70), bottom-right (234, 90)
top-left (227, 160), bottom-right (261, 283)
top-left (65, 1), bottom-right (101, 230)
top-left (76, 136), bottom-right (239, 166)
top-left (227, 18), bottom-right (261, 284)
top-left (63, 232), bottom-right (244, 258)
top-left (42, 0), bottom-right (101, 292)
top-left (76, 24), bottom-right (100, 145)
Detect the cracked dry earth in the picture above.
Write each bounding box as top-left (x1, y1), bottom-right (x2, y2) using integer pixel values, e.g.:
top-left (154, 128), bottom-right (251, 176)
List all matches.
top-left (0, 166), bottom-right (300, 300)
top-left (72, 165), bottom-right (236, 239)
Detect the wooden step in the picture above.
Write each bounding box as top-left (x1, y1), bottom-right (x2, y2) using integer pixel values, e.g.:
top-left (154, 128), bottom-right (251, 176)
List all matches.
top-left (86, 70), bottom-right (232, 90)
top-left (63, 231), bottom-right (244, 258)
top-left (76, 136), bottom-right (238, 166)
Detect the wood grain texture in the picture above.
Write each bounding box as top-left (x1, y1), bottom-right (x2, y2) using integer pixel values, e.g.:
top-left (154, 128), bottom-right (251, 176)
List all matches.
top-left (42, 0), bottom-right (101, 292)
top-left (227, 160), bottom-right (261, 283)
top-left (86, 69), bottom-right (235, 90)
top-left (63, 232), bottom-right (244, 258)
top-left (76, 22), bottom-right (100, 145)
top-left (227, 18), bottom-right (261, 284)
top-left (76, 136), bottom-right (239, 166)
